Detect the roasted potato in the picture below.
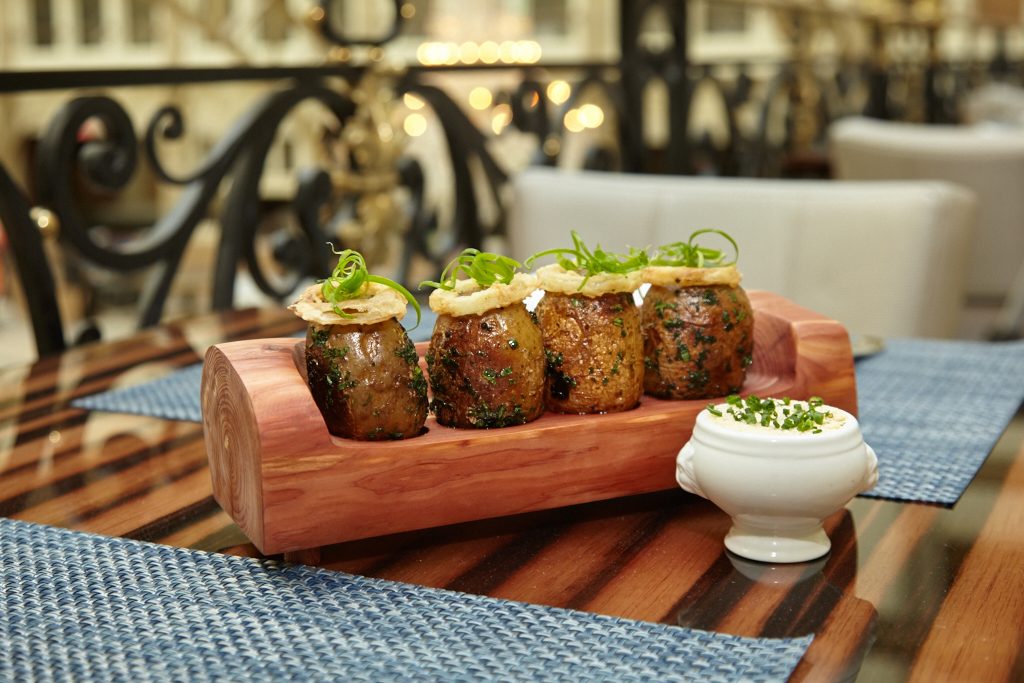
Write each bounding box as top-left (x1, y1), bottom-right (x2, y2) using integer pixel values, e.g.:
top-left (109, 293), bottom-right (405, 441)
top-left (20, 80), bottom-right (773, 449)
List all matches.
top-left (305, 319), bottom-right (428, 440)
top-left (641, 284), bottom-right (753, 399)
top-left (535, 291), bottom-right (643, 414)
top-left (426, 303), bottom-right (545, 428)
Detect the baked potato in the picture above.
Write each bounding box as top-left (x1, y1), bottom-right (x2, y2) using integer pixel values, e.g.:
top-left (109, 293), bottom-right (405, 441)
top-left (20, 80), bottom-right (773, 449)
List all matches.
top-left (290, 248), bottom-right (427, 440)
top-left (641, 283), bottom-right (753, 399)
top-left (305, 319), bottom-right (428, 439)
top-left (426, 303), bottom-right (545, 428)
top-left (535, 291), bottom-right (644, 414)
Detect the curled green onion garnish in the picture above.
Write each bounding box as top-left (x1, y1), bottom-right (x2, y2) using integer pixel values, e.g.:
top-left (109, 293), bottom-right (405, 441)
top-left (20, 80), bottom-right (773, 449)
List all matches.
top-left (321, 245), bottom-right (421, 327)
top-left (650, 229), bottom-right (738, 268)
top-left (524, 230), bottom-right (648, 289)
top-left (419, 248), bottom-right (522, 291)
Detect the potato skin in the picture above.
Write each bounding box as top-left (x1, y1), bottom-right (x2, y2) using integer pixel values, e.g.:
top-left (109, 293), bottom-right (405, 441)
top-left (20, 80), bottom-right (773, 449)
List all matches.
top-left (535, 291), bottom-right (643, 414)
top-left (641, 284), bottom-right (754, 399)
top-left (305, 319), bottom-right (428, 440)
top-left (426, 303), bottom-right (545, 428)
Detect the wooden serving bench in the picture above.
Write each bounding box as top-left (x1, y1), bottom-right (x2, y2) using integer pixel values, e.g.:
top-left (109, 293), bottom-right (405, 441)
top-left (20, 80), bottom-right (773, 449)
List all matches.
top-left (200, 290), bottom-right (856, 561)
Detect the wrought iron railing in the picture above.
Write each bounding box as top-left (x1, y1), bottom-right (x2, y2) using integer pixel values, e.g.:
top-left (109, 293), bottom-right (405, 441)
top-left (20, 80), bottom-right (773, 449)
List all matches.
top-left (1, 0), bottom-right (1019, 358)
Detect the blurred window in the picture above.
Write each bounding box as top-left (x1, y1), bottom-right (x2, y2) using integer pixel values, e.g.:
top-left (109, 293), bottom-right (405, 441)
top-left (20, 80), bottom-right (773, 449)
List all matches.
top-left (127, 0), bottom-right (154, 45)
top-left (79, 0), bottom-right (102, 45)
top-left (533, 0), bottom-right (568, 35)
top-left (31, 0), bottom-right (54, 46)
top-left (402, 0), bottom-right (431, 36)
top-left (705, 4), bottom-right (746, 34)
top-left (263, 0), bottom-right (291, 43)
top-left (209, 0), bottom-right (231, 33)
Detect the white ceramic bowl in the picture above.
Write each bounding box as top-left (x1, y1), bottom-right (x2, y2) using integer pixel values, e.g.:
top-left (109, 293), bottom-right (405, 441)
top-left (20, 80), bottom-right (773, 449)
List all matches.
top-left (676, 400), bottom-right (878, 563)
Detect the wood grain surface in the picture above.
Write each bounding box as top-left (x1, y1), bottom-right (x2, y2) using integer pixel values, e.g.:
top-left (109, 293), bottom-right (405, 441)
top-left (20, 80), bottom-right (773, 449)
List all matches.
top-left (2, 305), bottom-right (1022, 683)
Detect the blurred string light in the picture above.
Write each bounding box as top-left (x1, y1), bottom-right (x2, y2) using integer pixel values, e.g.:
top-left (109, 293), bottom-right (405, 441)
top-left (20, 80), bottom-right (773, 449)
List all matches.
top-left (417, 40), bottom-right (542, 66)
top-left (491, 104), bottom-right (512, 135)
top-left (460, 41), bottom-right (480, 64)
top-left (403, 93), bottom-right (425, 110)
top-left (546, 80), bottom-right (571, 105)
top-left (479, 41), bottom-right (500, 64)
top-left (563, 104), bottom-right (605, 133)
top-left (469, 87), bottom-right (493, 110)
top-left (577, 103), bottom-right (605, 128)
top-left (404, 113), bottom-right (428, 137)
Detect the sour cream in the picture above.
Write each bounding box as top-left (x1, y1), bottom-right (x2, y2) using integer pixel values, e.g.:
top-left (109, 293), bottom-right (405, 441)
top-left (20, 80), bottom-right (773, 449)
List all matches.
top-left (705, 398), bottom-right (847, 435)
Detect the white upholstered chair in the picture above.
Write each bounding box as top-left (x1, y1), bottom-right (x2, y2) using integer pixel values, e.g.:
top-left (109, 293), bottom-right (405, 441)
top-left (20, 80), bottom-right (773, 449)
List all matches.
top-left (829, 116), bottom-right (1024, 337)
top-left (507, 167), bottom-right (975, 339)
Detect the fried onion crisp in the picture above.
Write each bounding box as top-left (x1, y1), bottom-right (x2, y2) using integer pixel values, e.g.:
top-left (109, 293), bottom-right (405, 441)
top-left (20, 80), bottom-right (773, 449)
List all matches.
top-left (535, 263), bottom-right (642, 297)
top-left (428, 273), bottom-right (538, 317)
top-left (642, 265), bottom-right (741, 288)
top-left (289, 281), bottom-right (408, 326)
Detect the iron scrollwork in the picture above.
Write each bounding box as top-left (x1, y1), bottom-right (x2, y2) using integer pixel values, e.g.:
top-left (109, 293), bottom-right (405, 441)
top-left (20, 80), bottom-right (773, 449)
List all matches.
top-left (2, 84), bottom-right (362, 355)
top-left (2, 0), bottom-right (1018, 359)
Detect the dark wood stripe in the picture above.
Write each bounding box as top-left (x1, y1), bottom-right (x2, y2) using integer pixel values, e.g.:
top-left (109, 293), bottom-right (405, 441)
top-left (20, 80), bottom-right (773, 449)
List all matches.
top-left (876, 448), bottom-right (1014, 678)
top-left (1012, 636), bottom-right (1024, 683)
top-left (0, 431), bottom-right (204, 516)
top-left (6, 319), bottom-right (303, 438)
top-left (73, 450), bottom-right (210, 526)
top-left (4, 313), bottom-right (301, 413)
top-left (666, 552), bottom-right (748, 628)
top-left (764, 512), bottom-right (864, 637)
top-left (11, 350), bottom-right (201, 424)
top-left (11, 410), bottom-right (90, 451)
top-left (444, 523), bottom-right (568, 595)
top-left (564, 509), bottom-right (675, 610)
top-left (173, 521), bottom-right (252, 555)
top-left (125, 495), bottom-right (222, 543)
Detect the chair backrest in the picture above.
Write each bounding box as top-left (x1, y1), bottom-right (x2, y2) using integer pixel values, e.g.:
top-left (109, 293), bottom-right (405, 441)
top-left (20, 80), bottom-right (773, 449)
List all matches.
top-left (508, 167), bottom-right (976, 339)
top-left (829, 116), bottom-right (1024, 302)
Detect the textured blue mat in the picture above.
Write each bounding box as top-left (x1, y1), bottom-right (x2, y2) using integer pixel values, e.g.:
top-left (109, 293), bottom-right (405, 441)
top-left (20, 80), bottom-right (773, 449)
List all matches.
top-left (0, 517), bottom-right (811, 682)
top-left (855, 338), bottom-right (1024, 504)
top-left (71, 335), bottom-right (1024, 506)
top-left (72, 306), bottom-right (435, 424)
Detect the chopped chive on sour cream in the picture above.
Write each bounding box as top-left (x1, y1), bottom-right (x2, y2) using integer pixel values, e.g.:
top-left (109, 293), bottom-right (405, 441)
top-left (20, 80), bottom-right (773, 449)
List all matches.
top-left (706, 395), bottom-right (841, 434)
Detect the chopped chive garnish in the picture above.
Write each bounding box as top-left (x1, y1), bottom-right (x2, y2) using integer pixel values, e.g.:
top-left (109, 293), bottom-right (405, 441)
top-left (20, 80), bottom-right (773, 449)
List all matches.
top-left (712, 394), bottom-right (833, 432)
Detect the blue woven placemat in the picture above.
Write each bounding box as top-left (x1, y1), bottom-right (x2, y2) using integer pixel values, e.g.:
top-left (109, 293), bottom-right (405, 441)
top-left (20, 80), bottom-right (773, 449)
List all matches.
top-left (855, 338), bottom-right (1024, 504)
top-left (71, 335), bottom-right (1024, 506)
top-left (0, 517), bottom-right (811, 682)
top-left (72, 306), bottom-right (435, 422)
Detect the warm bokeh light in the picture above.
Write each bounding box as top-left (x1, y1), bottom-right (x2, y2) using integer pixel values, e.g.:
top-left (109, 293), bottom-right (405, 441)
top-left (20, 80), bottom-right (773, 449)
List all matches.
top-left (417, 40), bottom-right (540, 66)
top-left (563, 108), bottom-right (585, 133)
top-left (400, 3), bottom-right (416, 19)
top-left (519, 40), bottom-right (542, 64)
top-left (403, 93), bottom-right (424, 110)
top-left (577, 103), bottom-right (605, 129)
top-left (491, 103), bottom-right (512, 135)
top-left (469, 87), bottom-right (493, 110)
top-left (415, 43), bottom-right (431, 64)
top-left (443, 42), bottom-right (460, 65)
top-left (479, 41), bottom-right (500, 64)
top-left (498, 41), bottom-right (517, 64)
top-left (404, 113), bottom-right (428, 137)
top-left (542, 136), bottom-right (561, 157)
top-left (546, 80), bottom-right (571, 105)
top-left (460, 41), bottom-right (480, 64)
